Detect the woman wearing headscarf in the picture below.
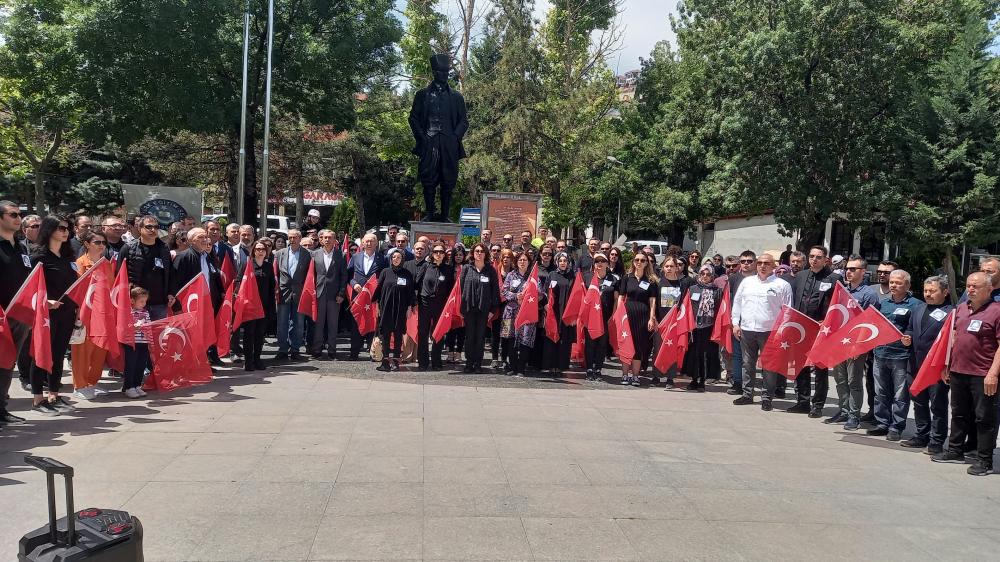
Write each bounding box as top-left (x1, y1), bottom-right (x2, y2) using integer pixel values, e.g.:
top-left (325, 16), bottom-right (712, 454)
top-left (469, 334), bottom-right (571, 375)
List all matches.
top-left (445, 244), bottom-right (466, 363)
top-left (501, 252), bottom-right (536, 376)
top-left (618, 250), bottom-right (659, 386)
top-left (373, 248), bottom-right (416, 371)
top-left (582, 252), bottom-right (619, 381)
top-left (459, 243), bottom-right (500, 373)
top-left (490, 248), bottom-right (514, 369)
top-left (652, 255), bottom-right (694, 388)
top-left (29, 216), bottom-right (79, 415)
top-left (543, 252), bottom-right (576, 375)
top-left (684, 264), bottom-right (723, 390)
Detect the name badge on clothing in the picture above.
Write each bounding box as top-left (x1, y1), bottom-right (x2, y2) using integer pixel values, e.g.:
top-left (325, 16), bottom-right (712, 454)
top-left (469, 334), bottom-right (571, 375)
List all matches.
top-left (893, 308), bottom-right (909, 316)
top-left (550, 280), bottom-right (558, 289)
top-left (602, 279), bottom-right (613, 287)
top-left (396, 277), bottom-right (408, 286)
top-left (690, 292), bottom-right (701, 301)
top-left (209, 265), bottom-right (217, 273)
top-left (154, 257), bottom-right (164, 269)
top-left (70, 262), bottom-right (79, 272)
top-left (639, 281), bottom-right (650, 290)
top-left (968, 319), bottom-right (983, 333)
top-left (819, 282), bottom-right (832, 292)
top-left (479, 275), bottom-right (490, 283)
top-left (21, 255), bottom-right (30, 268)
top-left (438, 275), bottom-right (445, 282)
top-left (930, 308), bottom-right (947, 322)
top-left (512, 279), bottom-right (521, 288)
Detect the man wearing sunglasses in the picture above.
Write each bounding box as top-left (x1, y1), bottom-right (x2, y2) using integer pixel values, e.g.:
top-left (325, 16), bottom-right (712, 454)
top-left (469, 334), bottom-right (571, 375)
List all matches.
top-left (724, 250), bottom-right (757, 395)
top-left (100, 215), bottom-right (128, 259)
top-left (21, 214), bottom-right (41, 246)
top-left (119, 215), bottom-right (174, 320)
top-left (828, 255), bottom-right (878, 430)
top-left (0, 201), bottom-right (33, 427)
top-left (862, 260), bottom-right (898, 422)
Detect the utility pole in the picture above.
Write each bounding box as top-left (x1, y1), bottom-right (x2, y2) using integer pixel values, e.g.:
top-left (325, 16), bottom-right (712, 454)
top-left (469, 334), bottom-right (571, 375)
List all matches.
top-left (259, 0), bottom-right (275, 236)
top-left (236, 0), bottom-right (250, 224)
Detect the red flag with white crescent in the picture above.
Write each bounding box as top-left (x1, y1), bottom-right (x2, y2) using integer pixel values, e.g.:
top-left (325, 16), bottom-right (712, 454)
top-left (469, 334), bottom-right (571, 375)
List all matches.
top-left (297, 260), bottom-right (318, 321)
top-left (215, 281), bottom-right (236, 356)
top-left (612, 303), bottom-right (634, 364)
top-left (544, 286), bottom-right (560, 343)
top-left (561, 271), bottom-right (584, 325)
top-left (514, 265), bottom-right (540, 330)
top-left (806, 283), bottom-right (862, 368)
top-left (142, 312), bottom-right (213, 393)
top-left (219, 249), bottom-right (236, 290)
top-left (176, 274), bottom-right (216, 352)
top-left (581, 283), bottom-right (606, 339)
top-left (910, 309), bottom-right (955, 396)
top-left (350, 274), bottom-right (379, 335)
top-left (6, 266), bottom-right (53, 372)
top-left (233, 258), bottom-right (265, 329)
top-left (807, 305), bottom-right (903, 369)
top-left (432, 275), bottom-right (463, 343)
top-left (112, 258), bottom-right (135, 347)
top-left (62, 257), bottom-right (106, 308)
top-left (0, 303), bottom-right (18, 369)
top-left (710, 283), bottom-right (733, 353)
top-left (760, 305), bottom-right (822, 379)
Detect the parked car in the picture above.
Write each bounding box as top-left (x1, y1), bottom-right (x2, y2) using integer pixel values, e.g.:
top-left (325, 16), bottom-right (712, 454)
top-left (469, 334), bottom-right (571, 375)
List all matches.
top-left (625, 240), bottom-right (672, 258)
top-left (200, 214), bottom-right (292, 239)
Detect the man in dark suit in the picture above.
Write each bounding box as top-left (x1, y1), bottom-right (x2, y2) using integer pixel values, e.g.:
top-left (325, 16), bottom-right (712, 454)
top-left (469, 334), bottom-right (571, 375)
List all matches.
top-left (274, 229), bottom-right (312, 361)
top-left (311, 229), bottom-right (348, 359)
top-left (173, 228), bottom-right (225, 364)
top-left (347, 233), bottom-right (386, 359)
top-left (902, 275), bottom-right (955, 454)
top-left (205, 219), bottom-right (235, 266)
top-left (408, 54), bottom-right (469, 222)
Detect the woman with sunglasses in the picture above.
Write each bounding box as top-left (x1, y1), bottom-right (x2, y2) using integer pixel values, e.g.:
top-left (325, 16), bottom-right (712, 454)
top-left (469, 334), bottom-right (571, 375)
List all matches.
top-left (542, 252), bottom-right (576, 375)
top-left (445, 244), bottom-right (467, 363)
top-left (618, 251), bottom-right (659, 386)
top-left (415, 243), bottom-right (453, 370)
top-left (608, 247), bottom-right (625, 277)
top-left (242, 239), bottom-right (276, 371)
top-left (167, 231), bottom-right (189, 260)
top-left (582, 252), bottom-right (619, 381)
top-left (459, 243), bottom-right (500, 373)
top-left (500, 252), bottom-right (537, 376)
top-left (685, 265), bottom-right (723, 391)
top-left (373, 248), bottom-right (416, 372)
top-left (490, 249), bottom-right (515, 369)
top-left (70, 231), bottom-right (111, 401)
top-left (686, 251), bottom-right (702, 278)
top-left (531, 247), bottom-right (557, 368)
top-left (651, 256), bottom-right (693, 388)
top-left (29, 216), bottom-right (79, 415)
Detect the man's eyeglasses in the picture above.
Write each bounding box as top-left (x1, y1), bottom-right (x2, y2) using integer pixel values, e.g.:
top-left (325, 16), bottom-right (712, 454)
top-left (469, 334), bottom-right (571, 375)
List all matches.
top-left (726, 263), bottom-right (739, 269)
top-left (102, 224), bottom-right (125, 229)
top-left (141, 224), bottom-right (158, 231)
top-left (90, 240), bottom-right (106, 246)
top-left (876, 270), bottom-right (893, 275)
top-left (4, 212), bottom-right (21, 219)
top-left (845, 267), bottom-right (863, 272)
top-left (56, 225), bottom-right (69, 232)
top-left (739, 259), bottom-right (754, 264)
top-left (756, 261), bottom-right (774, 266)
top-left (25, 224), bottom-right (40, 230)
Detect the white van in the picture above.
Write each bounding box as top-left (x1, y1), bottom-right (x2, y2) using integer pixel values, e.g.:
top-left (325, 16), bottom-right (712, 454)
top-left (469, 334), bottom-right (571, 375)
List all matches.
top-left (625, 240), bottom-right (672, 257)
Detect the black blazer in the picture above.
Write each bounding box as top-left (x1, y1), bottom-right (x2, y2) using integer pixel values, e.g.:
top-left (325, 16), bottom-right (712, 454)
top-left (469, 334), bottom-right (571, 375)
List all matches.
top-left (274, 246), bottom-right (312, 303)
top-left (172, 248), bottom-right (224, 312)
top-left (348, 250), bottom-right (387, 290)
top-left (312, 248), bottom-right (348, 302)
top-left (907, 302), bottom-right (955, 373)
top-left (408, 84), bottom-right (469, 158)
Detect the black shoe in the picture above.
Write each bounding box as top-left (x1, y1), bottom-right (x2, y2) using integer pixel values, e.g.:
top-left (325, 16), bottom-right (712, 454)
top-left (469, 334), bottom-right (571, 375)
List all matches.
top-left (823, 413), bottom-right (848, 425)
top-left (843, 417), bottom-right (861, 431)
top-left (900, 438), bottom-right (929, 448)
top-left (786, 402), bottom-right (811, 414)
top-left (866, 427), bottom-right (889, 436)
top-left (685, 383), bottom-right (701, 392)
top-left (274, 352), bottom-right (289, 361)
top-left (462, 365), bottom-right (474, 374)
top-left (967, 461), bottom-right (993, 476)
top-left (932, 450), bottom-right (968, 464)
top-left (31, 401), bottom-right (60, 416)
top-left (860, 412), bottom-right (876, 423)
top-left (376, 361), bottom-right (391, 372)
top-left (349, 355), bottom-right (360, 361)
top-left (925, 443), bottom-right (944, 455)
top-left (1, 412), bottom-right (26, 425)
top-left (244, 361), bottom-right (255, 372)
top-left (886, 431), bottom-right (901, 442)
top-left (255, 360), bottom-right (267, 370)
top-left (761, 400), bottom-right (773, 412)
top-left (389, 362), bottom-right (400, 372)
top-left (420, 214), bottom-right (435, 222)
top-left (664, 381), bottom-right (676, 390)
top-left (726, 387), bottom-right (741, 396)
top-left (431, 363), bottom-right (443, 370)
top-left (733, 396), bottom-right (754, 406)
top-left (311, 353), bottom-right (323, 360)
top-left (291, 353), bottom-right (304, 361)
top-left (20, 381), bottom-right (32, 392)
top-left (808, 406), bottom-right (823, 418)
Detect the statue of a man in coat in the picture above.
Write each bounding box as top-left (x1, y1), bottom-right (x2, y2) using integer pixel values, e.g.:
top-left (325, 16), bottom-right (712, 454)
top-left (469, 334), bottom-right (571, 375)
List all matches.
top-left (408, 54), bottom-right (469, 223)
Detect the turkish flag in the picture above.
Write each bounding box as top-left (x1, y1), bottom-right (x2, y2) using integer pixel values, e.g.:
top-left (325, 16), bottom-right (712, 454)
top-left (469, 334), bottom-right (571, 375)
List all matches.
top-left (611, 303), bottom-right (635, 364)
top-left (62, 257), bottom-right (106, 308)
top-left (342, 233), bottom-right (351, 260)
top-left (350, 274), bottom-right (379, 336)
top-left (514, 265), bottom-right (540, 329)
top-left (807, 305), bottom-right (903, 369)
top-left (653, 294), bottom-right (694, 373)
top-left (806, 283), bottom-right (862, 368)
top-left (142, 312), bottom-right (213, 393)
top-left (233, 259), bottom-right (265, 329)
top-left (710, 284), bottom-right (733, 353)
top-left (910, 310), bottom-right (955, 396)
top-left (494, 259), bottom-right (506, 304)
top-left (176, 274), bottom-right (217, 352)
top-left (432, 274), bottom-right (463, 342)
top-left (0, 306), bottom-right (18, 369)
top-left (219, 249), bottom-right (236, 290)
top-left (561, 271), bottom-right (584, 325)
top-left (112, 258), bottom-right (135, 347)
top-left (215, 281), bottom-right (236, 356)
top-left (297, 260), bottom-right (318, 321)
top-left (581, 283), bottom-right (606, 339)
top-left (75, 260), bottom-right (118, 354)
top-left (405, 306), bottom-right (419, 343)
top-left (544, 286), bottom-right (560, 343)
top-left (760, 305), bottom-right (822, 379)
top-left (6, 264), bottom-right (44, 326)
top-left (571, 322), bottom-right (585, 364)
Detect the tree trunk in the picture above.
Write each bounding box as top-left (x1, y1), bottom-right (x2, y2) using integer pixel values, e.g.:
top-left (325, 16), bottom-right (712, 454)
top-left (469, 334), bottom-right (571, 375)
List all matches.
top-left (243, 121), bottom-right (259, 227)
top-left (349, 154), bottom-right (367, 232)
top-left (942, 246), bottom-right (958, 305)
top-left (295, 183), bottom-right (304, 228)
top-left (33, 166), bottom-right (46, 214)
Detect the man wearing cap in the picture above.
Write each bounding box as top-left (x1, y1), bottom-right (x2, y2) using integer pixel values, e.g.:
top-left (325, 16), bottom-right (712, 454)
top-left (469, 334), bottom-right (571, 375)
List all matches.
top-left (301, 209), bottom-right (323, 232)
top-left (409, 53), bottom-right (469, 222)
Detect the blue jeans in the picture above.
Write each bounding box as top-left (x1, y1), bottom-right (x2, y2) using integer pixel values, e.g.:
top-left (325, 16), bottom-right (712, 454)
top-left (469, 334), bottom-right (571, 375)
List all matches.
top-left (276, 299), bottom-right (304, 354)
top-left (731, 336), bottom-right (743, 386)
top-left (873, 356), bottom-right (911, 433)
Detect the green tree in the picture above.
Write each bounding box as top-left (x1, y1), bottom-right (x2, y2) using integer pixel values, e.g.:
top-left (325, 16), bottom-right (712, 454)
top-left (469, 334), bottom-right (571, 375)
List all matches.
top-left (64, 177), bottom-right (124, 216)
top-left (401, 0), bottom-right (450, 85)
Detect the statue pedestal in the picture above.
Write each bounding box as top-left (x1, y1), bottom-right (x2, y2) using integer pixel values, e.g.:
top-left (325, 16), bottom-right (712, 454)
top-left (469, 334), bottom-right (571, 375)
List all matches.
top-left (409, 221), bottom-right (463, 247)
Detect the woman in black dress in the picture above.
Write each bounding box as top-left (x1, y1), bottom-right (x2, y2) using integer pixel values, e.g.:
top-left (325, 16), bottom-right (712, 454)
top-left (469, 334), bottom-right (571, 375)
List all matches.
top-left (582, 252), bottom-right (619, 381)
top-left (445, 244), bottom-right (466, 363)
top-left (543, 252), bottom-right (576, 375)
top-left (684, 264), bottom-right (723, 391)
top-left (490, 249), bottom-right (514, 369)
top-left (459, 243), bottom-right (500, 373)
top-left (531, 246), bottom-right (557, 368)
top-left (373, 248), bottom-right (416, 371)
top-left (243, 239), bottom-right (276, 371)
top-left (29, 216), bottom-right (79, 415)
top-left (618, 251), bottom-right (658, 386)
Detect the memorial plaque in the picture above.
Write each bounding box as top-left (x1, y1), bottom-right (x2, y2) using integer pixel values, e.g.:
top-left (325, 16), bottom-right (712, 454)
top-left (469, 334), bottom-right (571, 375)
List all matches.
top-left (480, 191), bottom-right (543, 239)
top-left (409, 221), bottom-right (463, 247)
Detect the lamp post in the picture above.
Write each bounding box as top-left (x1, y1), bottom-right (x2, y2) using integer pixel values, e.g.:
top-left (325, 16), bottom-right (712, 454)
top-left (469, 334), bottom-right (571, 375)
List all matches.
top-left (607, 156), bottom-right (624, 242)
top-left (258, 0), bottom-right (275, 236)
top-left (235, 0), bottom-right (250, 224)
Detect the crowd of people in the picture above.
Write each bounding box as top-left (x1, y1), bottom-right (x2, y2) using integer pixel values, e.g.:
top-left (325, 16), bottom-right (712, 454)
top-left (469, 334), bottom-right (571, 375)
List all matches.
top-left (0, 203), bottom-right (998, 476)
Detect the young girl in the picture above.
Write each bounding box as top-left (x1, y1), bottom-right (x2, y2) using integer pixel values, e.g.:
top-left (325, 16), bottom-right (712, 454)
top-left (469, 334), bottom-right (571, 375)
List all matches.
top-left (124, 286), bottom-right (151, 398)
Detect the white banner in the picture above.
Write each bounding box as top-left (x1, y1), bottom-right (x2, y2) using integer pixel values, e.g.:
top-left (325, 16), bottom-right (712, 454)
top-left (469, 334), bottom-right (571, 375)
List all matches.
top-left (121, 184), bottom-right (203, 229)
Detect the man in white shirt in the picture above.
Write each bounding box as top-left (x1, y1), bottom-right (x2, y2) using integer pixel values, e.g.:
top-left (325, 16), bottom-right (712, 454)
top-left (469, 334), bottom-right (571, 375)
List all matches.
top-left (731, 253), bottom-right (793, 410)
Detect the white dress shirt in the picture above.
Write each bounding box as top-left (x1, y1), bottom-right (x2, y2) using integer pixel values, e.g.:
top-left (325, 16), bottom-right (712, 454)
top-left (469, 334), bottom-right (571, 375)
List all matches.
top-left (731, 273), bottom-right (793, 332)
top-left (362, 250), bottom-right (375, 275)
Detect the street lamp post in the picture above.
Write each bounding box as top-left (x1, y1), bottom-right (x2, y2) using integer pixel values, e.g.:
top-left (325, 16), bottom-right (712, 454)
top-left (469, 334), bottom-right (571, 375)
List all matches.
top-left (258, 0), bottom-right (275, 237)
top-left (236, 1), bottom-right (250, 224)
top-left (607, 156), bottom-right (624, 242)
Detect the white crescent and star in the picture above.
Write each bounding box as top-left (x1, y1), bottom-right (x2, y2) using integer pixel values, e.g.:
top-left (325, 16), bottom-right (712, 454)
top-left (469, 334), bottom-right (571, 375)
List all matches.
top-left (777, 321), bottom-right (807, 344)
top-left (827, 304), bottom-right (851, 329)
top-left (186, 293), bottom-right (199, 312)
top-left (158, 326), bottom-right (189, 351)
top-left (848, 323), bottom-right (880, 344)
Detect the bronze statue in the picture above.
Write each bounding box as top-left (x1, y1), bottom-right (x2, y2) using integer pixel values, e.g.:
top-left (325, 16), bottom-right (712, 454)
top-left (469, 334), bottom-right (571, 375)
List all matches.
top-left (408, 54), bottom-right (469, 223)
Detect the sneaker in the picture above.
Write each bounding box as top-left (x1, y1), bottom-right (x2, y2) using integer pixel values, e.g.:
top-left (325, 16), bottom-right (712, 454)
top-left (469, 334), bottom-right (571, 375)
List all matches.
top-left (73, 387), bottom-right (98, 401)
top-left (931, 450), bottom-right (967, 464)
top-left (1, 411), bottom-right (26, 425)
top-left (389, 362), bottom-right (400, 372)
top-left (733, 396), bottom-right (754, 406)
top-left (843, 417), bottom-right (860, 431)
top-left (376, 361), bottom-right (391, 372)
top-left (664, 381), bottom-right (676, 390)
top-left (967, 461), bottom-right (993, 476)
top-left (291, 352), bottom-right (304, 361)
top-left (32, 401), bottom-right (60, 416)
top-left (93, 387), bottom-right (109, 396)
top-left (50, 397), bottom-right (76, 413)
top-left (124, 388), bottom-right (141, 399)
top-left (621, 378), bottom-right (630, 386)
top-left (900, 438), bottom-right (929, 448)
top-left (786, 402), bottom-right (811, 414)
top-left (630, 378), bottom-right (641, 387)
top-left (866, 427), bottom-right (889, 437)
top-left (823, 412), bottom-right (848, 425)
top-left (135, 388), bottom-right (147, 397)
top-left (886, 431), bottom-right (901, 442)
top-left (925, 443), bottom-right (943, 456)
top-left (808, 406), bottom-right (824, 418)
top-left (761, 400), bottom-right (773, 412)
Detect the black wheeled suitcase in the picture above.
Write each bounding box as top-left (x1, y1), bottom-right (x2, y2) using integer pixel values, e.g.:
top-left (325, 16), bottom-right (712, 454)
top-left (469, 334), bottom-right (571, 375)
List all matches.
top-left (18, 455), bottom-right (144, 561)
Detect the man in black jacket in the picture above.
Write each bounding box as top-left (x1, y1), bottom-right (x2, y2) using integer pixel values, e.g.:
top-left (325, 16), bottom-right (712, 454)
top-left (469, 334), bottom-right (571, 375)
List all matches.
top-left (787, 245), bottom-right (842, 417)
top-left (274, 229), bottom-right (312, 361)
top-left (118, 215), bottom-right (174, 320)
top-left (312, 229), bottom-right (348, 359)
top-left (0, 201), bottom-right (33, 426)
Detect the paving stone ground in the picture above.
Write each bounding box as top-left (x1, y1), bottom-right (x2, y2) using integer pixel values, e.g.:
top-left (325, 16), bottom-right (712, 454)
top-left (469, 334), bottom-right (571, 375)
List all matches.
top-left (2, 352), bottom-right (1000, 561)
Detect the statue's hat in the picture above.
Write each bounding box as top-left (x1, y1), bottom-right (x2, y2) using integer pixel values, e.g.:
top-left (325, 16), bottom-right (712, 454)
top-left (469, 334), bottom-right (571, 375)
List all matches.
top-left (430, 54), bottom-right (451, 72)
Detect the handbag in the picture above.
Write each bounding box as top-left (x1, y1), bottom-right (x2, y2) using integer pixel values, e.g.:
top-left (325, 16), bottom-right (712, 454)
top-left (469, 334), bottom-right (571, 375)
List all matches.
top-left (69, 320), bottom-right (87, 345)
top-left (370, 336), bottom-right (384, 362)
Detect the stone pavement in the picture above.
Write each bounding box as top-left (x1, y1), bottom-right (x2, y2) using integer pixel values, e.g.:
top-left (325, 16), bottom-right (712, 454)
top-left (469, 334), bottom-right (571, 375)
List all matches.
top-left (2, 360), bottom-right (1000, 561)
